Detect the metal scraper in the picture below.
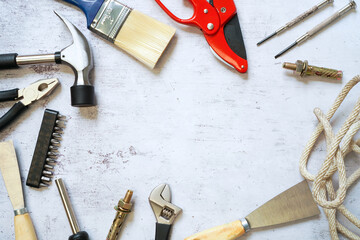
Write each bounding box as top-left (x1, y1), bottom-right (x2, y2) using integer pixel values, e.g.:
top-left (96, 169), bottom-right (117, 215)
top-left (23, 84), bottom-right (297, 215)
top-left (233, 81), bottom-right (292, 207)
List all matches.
top-left (0, 140), bottom-right (38, 240)
top-left (185, 180), bottom-right (320, 240)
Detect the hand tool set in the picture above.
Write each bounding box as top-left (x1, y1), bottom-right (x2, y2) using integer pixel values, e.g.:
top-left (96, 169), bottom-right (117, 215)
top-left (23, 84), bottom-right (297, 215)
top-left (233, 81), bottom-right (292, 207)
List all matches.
top-left (26, 109), bottom-right (66, 188)
top-left (0, 0), bottom-right (359, 239)
top-left (0, 12), bottom-right (96, 107)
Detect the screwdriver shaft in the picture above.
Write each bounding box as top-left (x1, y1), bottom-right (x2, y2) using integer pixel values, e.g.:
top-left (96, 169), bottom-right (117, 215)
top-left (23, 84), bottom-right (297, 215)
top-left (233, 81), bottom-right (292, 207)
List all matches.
top-left (275, 0), bottom-right (356, 58)
top-left (257, 0), bottom-right (333, 45)
top-left (56, 178), bottom-right (80, 234)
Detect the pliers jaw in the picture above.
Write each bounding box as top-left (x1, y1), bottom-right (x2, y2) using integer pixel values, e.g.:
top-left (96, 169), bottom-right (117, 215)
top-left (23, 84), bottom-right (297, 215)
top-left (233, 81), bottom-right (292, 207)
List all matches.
top-left (0, 78), bottom-right (59, 131)
top-left (149, 184), bottom-right (182, 225)
top-left (19, 78), bottom-right (59, 106)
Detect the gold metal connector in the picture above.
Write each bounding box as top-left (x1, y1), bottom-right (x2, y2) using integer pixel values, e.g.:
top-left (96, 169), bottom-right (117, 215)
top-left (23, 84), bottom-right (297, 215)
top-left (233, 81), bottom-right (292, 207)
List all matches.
top-left (283, 60), bottom-right (343, 80)
top-left (107, 190), bottom-right (133, 240)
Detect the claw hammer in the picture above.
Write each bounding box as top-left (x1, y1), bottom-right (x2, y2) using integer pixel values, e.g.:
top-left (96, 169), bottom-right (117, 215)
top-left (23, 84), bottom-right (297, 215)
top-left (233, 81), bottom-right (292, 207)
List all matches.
top-left (0, 12), bottom-right (95, 107)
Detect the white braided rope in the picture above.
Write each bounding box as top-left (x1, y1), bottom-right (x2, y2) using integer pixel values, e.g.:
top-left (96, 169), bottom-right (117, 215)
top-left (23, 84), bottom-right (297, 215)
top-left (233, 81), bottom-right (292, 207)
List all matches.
top-left (299, 76), bottom-right (360, 240)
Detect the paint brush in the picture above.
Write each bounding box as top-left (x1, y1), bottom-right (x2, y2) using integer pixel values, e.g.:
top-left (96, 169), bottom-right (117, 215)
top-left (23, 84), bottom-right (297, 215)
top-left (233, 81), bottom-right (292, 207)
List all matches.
top-left (61, 0), bottom-right (176, 69)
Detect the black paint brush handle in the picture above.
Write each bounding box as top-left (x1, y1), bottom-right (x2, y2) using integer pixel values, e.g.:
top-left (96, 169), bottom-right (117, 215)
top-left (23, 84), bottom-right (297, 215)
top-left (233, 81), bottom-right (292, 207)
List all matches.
top-left (0, 53), bottom-right (19, 69)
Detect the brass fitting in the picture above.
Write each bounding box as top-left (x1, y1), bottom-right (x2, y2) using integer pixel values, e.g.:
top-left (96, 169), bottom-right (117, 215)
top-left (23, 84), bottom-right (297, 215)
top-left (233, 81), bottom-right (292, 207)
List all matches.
top-left (283, 60), bottom-right (343, 80)
top-left (107, 190), bottom-right (133, 240)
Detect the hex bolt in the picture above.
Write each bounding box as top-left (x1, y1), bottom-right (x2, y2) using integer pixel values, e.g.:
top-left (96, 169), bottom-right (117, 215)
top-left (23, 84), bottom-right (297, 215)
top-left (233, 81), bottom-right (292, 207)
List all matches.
top-left (283, 60), bottom-right (343, 80)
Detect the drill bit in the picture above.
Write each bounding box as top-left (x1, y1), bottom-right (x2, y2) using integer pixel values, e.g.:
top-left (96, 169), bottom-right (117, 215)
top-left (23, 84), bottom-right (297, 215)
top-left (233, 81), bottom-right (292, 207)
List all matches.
top-left (275, 0), bottom-right (357, 58)
top-left (283, 60), bottom-right (343, 79)
top-left (107, 190), bottom-right (133, 240)
top-left (257, 0), bottom-right (333, 46)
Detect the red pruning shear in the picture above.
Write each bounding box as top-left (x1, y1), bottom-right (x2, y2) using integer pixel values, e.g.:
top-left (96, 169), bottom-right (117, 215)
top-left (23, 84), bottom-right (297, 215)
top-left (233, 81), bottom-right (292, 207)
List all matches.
top-left (155, 0), bottom-right (248, 73)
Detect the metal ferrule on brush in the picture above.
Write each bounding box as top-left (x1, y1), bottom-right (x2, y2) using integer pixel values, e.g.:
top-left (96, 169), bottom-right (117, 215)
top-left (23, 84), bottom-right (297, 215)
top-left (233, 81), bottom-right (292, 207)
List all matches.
top-left (90, 0), bottom-right (132, 42)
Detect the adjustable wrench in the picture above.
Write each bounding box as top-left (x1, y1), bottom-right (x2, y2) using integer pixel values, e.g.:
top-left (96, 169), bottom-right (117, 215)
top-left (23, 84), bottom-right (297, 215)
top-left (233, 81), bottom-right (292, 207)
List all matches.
top-left (149, 184), bottom-right (182, 240)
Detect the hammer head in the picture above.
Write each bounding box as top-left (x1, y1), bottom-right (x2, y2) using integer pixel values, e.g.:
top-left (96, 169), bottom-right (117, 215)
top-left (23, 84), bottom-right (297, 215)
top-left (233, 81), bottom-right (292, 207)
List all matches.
top-left (55, 11), bottom-right (96, 107)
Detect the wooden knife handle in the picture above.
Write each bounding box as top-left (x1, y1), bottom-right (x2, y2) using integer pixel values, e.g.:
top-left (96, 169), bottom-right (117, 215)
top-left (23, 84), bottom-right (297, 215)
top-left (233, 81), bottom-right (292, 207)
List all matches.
top-left (14, 213), bottom-right (38, 240)
top-left (184, 220), bottom-right (245, 240)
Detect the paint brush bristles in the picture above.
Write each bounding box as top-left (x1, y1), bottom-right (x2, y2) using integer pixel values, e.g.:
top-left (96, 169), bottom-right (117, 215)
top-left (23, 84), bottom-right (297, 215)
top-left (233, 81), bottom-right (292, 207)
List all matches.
top-left (114, 10), bottom-right (176, 69)
top-left (61, 0), bottom-right (176, 68)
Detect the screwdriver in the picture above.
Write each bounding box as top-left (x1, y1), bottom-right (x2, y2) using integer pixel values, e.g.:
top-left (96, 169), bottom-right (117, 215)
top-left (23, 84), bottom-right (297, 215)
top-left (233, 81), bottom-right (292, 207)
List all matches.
top-left (56, 178), bottom-right (89, 240)
top-left (275, 0), bottom-right (356, 58)
top-left (257, 0), bottom-right (333, 46)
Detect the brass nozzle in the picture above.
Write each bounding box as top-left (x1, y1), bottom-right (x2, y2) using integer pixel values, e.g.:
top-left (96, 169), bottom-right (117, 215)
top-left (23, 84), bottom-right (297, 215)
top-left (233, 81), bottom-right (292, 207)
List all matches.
top-left (107, 190), bottom-right (133, 240)
top-left (283, 60), bottom-right (343, 80)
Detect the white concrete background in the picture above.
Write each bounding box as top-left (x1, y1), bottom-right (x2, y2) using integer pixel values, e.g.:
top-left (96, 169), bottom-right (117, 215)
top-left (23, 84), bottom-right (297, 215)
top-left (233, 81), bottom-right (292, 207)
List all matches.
top-left (0, 0), bottom-right (359, 239)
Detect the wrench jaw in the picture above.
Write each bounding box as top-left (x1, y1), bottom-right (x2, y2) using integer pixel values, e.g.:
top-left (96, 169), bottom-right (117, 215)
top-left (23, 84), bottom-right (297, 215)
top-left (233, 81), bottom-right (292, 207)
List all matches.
top-left (149, 184), bottom-right (182, 225)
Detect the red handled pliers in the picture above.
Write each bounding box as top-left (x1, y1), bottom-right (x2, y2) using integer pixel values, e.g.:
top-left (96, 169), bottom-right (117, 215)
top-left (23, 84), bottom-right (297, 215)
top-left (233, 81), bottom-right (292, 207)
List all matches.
top-left (155, 0), bottom-right (248, 73)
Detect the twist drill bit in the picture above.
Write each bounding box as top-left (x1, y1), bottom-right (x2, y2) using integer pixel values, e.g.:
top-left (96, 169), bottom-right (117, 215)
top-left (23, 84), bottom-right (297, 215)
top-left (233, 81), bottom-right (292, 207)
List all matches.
top-left (257, 0), bottom-right (333, 46)
top-left (275, 0), bottom-right (357, 58)
top-left (107, 190), bottom-right (133, 240)
top-left (283, 60), bottom-right (343, 79)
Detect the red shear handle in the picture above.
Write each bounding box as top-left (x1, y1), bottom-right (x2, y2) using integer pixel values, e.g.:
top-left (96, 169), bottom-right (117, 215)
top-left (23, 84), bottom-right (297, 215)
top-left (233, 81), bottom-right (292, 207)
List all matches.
top-left (205, 28), bottom-right (248, 73)
top-left (155, 0), bottom-right (220, 35)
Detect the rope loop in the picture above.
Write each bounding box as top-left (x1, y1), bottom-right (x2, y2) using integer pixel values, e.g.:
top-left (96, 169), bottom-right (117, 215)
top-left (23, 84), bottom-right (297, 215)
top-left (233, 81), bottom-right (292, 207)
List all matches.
top-left (299, 75), bottom-right (360, 240)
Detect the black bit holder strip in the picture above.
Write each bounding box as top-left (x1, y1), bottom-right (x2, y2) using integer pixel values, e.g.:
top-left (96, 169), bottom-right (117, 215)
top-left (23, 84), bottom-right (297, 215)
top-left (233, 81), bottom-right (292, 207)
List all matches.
top-left (26, 109), bottom-right (60, 188)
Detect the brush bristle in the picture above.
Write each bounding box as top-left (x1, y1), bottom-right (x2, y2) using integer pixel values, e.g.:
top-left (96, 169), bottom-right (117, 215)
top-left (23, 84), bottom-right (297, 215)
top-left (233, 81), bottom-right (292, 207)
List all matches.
top-left (114, 10), bottom-right (176, 69)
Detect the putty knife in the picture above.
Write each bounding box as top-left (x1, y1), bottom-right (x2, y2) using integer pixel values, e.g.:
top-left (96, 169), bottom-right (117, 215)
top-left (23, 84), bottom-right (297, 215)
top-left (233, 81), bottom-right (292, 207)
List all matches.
top-left (0, 141), bottom-right (37, 240)
top-left (185, 180), bottom-right (320, 240)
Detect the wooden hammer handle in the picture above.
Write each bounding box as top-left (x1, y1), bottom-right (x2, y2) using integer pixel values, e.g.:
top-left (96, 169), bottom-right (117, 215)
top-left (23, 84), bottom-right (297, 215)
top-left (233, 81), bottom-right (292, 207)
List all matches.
top-left (14, 213), bottom-right (38, 240)
top-left (184, 220), bottom-right (245, 240)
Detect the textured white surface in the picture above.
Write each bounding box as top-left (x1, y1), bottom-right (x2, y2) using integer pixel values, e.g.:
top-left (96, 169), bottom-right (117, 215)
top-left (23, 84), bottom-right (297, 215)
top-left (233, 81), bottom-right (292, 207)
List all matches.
top-left (0, 0), bottom-right (359, 239)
